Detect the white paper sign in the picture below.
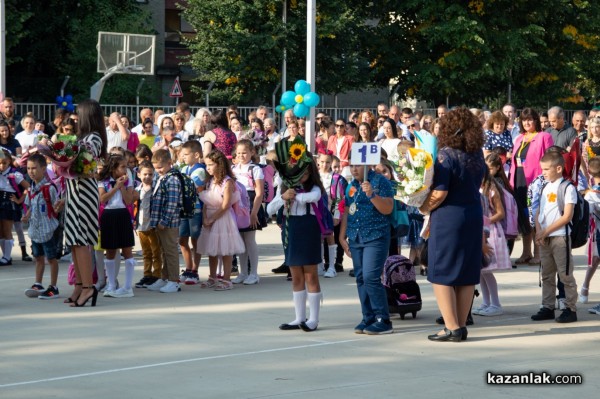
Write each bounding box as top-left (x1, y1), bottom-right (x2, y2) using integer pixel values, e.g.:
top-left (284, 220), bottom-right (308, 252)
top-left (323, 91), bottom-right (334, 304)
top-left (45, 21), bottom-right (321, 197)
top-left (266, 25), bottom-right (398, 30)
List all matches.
top-left (351, 143), bottom-right (380, 165)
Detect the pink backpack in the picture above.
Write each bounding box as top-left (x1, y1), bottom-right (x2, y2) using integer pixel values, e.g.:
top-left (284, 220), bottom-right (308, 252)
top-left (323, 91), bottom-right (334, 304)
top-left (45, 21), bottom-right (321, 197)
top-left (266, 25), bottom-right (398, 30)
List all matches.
top-left (499, 187), bottom-right (518, 239)
top-left (248, 164), bottom-right (276, 203)
top-left (232, 180), bottom-right (251, 229)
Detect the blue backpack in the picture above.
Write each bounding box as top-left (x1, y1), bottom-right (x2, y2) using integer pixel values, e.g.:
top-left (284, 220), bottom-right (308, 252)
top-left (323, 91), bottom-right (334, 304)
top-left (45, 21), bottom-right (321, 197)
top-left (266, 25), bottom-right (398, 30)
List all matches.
top-left (310, 194), bottom-right (334, 236)
top-left (390, 200), bottom-right (410, 237)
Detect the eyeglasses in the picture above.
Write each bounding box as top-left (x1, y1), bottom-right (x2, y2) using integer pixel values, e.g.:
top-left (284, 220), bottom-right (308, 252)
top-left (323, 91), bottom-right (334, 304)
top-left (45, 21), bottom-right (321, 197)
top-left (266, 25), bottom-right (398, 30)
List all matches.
top-left (407, 124), bottom-right (415, 128)
top-left (316, 117), bottom-right (323, 120)
top-left (335, 124), bottom-right (345, 128)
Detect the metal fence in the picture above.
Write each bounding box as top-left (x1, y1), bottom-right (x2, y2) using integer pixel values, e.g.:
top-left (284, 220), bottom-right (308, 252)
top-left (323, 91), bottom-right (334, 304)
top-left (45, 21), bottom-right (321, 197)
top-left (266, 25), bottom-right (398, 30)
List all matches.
top-left (15, 102), bottom-right (583, 126)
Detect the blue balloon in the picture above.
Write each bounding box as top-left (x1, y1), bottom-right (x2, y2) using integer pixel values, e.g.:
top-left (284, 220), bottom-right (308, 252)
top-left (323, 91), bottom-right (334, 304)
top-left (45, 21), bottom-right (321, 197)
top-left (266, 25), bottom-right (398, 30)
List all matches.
top-left (65, 94), bottom-right (73, 102)
top-left (293, 103), bottom-right (309, 118)
top-left (281, 91), bottom-right (296, 107)
top-left (294, 80), bottom-right (311, 95)
top-left (275, 105), bottom-right (285, 113)
top-left (303, 92), bottom-right (320, 107)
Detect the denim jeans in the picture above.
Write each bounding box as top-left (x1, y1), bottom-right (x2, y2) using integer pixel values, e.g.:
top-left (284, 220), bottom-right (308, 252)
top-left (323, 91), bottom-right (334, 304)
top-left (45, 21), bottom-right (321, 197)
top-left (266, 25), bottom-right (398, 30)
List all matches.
top-left (350, 233), bottom-right (391, 322)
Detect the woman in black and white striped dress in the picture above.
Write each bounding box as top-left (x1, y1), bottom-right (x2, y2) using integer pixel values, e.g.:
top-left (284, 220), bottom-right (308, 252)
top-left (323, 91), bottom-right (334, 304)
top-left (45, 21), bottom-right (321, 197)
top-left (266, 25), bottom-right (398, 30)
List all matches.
top-left (63, 99), bottom-right (107, 307)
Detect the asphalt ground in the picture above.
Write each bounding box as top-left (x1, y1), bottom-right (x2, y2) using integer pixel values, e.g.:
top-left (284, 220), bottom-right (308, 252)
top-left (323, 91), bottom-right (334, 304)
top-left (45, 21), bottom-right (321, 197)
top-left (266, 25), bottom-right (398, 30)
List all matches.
top-left (0, 224), bottom-right (598, 398)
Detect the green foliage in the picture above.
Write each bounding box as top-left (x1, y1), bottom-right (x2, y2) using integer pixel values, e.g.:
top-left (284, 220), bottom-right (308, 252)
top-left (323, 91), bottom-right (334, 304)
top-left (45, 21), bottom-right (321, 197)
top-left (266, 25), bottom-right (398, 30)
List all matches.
top-left (365, 0), bottom-right (600, 107)
top-left (5, 0), bottom-right (157, 104)
top-left (182, 0), bottom-right (370, 103)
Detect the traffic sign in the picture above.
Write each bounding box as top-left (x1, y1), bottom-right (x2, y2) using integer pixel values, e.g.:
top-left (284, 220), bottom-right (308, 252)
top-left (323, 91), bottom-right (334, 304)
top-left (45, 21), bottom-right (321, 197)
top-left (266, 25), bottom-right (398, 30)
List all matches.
top-left (170, 76), bottom-right (183, 98)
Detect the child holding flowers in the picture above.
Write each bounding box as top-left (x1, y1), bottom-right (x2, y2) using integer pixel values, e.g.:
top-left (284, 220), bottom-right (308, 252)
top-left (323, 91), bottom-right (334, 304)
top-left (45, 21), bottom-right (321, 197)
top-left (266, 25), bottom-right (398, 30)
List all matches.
top-left (268, 138), bottom-right (324, 332)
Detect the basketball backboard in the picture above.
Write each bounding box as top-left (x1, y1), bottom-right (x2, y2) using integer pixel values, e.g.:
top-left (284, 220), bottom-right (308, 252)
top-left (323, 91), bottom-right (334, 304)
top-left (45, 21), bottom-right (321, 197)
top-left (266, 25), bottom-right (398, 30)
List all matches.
top-left (97, 32), bottom-right (155, 75)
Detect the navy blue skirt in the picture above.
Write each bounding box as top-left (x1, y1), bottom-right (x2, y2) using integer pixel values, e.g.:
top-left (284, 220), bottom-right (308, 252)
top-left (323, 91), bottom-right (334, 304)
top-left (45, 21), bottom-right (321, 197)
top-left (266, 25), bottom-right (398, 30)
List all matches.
top-left (284, 214), bottom-right (322, 266)
top-left (100, 208), bottom-right (134, 250)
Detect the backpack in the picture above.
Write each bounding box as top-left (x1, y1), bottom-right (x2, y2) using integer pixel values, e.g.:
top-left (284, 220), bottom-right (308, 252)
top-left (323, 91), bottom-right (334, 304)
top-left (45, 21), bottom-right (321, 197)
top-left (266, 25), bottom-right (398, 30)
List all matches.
top-left (498, 187), bottom-right (518, 240)
top-left (299, 188), bottom-right (334, 236)
top-left (382, 255), bottom-right (422, 320)
top-left (329, 173), bottom-right (348, 215)
top-left (163, 169), bottom-right (198, 219)
top-left (40, 184), bottom-right (57, 219)
top-left (555, 179), bottom-right (589, 249)
top-left (232, 180), bottom-right (251, 229)
top-left (248, 163), bottom-right (276, 203)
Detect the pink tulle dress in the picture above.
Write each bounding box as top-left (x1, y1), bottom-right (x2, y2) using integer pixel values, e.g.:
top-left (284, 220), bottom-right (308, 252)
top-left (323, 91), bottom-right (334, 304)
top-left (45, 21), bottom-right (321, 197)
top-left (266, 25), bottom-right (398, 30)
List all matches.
top-left (197, 176), bottom-right (245, 257)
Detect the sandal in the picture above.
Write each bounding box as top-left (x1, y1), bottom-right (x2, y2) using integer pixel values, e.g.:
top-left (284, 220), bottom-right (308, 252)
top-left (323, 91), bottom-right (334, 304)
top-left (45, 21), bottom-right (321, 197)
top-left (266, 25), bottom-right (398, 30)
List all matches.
top-left (514, 256), bottom-right (533, 265)
top-left (528, 258), bottom-right (541, 265)
top-left (64, 283), bottom-right (82, 303)
top-left (200, 277), bottom-right (217, 289)
top-left (214, 280), bottom-right (233, 291)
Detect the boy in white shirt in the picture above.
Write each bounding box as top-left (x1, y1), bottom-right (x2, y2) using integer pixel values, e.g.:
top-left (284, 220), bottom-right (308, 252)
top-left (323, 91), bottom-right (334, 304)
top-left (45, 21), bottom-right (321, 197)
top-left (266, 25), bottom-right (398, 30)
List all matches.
top-left (532, 151), bottom-right (578, 323)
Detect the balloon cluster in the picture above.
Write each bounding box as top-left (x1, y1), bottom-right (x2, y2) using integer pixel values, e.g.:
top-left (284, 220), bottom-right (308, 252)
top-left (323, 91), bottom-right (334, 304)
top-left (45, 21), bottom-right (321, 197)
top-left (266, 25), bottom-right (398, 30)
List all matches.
top-left (56, 95), bottom-right (75, 112)
top-left (275, 80), bottom-right (320, 118)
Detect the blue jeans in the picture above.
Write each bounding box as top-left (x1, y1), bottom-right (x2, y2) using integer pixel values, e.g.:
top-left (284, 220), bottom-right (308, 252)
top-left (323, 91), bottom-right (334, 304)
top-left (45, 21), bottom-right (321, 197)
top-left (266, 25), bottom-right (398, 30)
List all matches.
top-left (350, 233), bottom-right (391, 322)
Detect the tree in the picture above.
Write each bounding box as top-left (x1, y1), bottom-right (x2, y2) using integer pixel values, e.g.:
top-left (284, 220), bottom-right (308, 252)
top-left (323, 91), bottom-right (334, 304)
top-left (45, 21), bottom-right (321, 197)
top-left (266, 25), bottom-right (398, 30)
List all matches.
top-left (182, 0), bottom-right (370, 104)
top-left (5, 0), bottom-right (157, 104)
top-left (365, 0), bottom-right (600, 108)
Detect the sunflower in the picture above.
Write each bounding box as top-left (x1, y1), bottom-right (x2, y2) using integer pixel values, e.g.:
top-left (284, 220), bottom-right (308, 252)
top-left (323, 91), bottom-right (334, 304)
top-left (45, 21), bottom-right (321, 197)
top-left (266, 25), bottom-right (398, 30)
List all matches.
top-left (289, 143), bottom-right (306, 161)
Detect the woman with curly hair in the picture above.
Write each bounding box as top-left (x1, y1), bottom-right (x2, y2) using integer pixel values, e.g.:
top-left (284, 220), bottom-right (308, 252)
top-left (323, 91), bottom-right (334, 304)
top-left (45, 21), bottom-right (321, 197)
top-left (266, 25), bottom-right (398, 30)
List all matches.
top-left (419, 107), bottom-right (486, 342)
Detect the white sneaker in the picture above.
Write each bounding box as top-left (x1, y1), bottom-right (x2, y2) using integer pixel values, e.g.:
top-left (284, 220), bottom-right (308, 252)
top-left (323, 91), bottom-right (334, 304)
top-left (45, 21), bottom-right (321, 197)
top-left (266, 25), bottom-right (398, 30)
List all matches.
top-left (472, 304), bottom-right (489, 315)
top-left (317, 264), bottom-right (325, 276)
top-left (106, 287), bottom-right (134, 298)
top-left (479, 305), bottom-right (503, 316)
top-left (558, 298), bottom-right (567, 310)
top-left (160, 281), bottom-right (181, 293)
top-left (231, 274), bottom-right (248, 284)
top-left (587, 303), bottom-right (600, 314)
top-left (103, 288), bottom-right (116, 297)
top-left (579, 289), bottom-right (589, 304)
top-left (243, 274), bottom-right (260, 285)
top-left (147, 279), bottom-right (167, 291)
top-left (324, 268), bottom-right (337, 278)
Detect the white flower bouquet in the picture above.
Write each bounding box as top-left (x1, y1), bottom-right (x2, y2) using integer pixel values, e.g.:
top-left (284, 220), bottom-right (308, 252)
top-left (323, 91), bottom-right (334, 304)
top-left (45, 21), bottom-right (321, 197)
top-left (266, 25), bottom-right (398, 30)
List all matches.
top-left (394, 147), bottom-right (434, 207)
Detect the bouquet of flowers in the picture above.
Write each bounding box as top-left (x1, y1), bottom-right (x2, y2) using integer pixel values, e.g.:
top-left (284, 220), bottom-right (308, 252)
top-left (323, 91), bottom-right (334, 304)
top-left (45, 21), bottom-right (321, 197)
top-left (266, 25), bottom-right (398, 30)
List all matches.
top-left (240, 128), bottom-right (269, 157)
top-left (393, 147), bottom-right (434, 207)
top-left (37, 136), bottom-right (98, 179)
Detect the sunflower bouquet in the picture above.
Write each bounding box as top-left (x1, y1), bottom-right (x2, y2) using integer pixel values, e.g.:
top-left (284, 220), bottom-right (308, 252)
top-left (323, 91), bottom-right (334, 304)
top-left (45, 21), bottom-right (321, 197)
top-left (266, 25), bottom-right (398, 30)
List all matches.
top-left (393, 147), bottom-right (434, 207)
top-left (37, 136), bottom-right (98, 179)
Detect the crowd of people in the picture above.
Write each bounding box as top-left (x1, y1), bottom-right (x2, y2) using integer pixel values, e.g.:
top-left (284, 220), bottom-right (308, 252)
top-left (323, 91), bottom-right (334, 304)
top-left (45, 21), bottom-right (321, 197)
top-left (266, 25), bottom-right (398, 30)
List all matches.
top-left (1, 96), bottom-right (599, 340)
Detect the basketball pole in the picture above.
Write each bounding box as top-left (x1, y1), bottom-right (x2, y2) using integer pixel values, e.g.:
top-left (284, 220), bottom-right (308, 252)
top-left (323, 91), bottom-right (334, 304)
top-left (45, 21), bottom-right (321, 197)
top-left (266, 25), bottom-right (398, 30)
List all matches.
top-left (306, 0), bottom-right (316, 153)
top-left (0, 0), bottom-right (5, 97)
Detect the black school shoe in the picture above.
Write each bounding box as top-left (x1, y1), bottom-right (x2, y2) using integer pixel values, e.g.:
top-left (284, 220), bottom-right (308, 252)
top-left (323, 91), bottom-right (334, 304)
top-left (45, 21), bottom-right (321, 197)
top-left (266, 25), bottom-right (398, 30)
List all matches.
top-left (436, 314), bottom-right (474, 326)
top-left (272, 263), bottom-right (289, 274)
top-left (334, 263), bottom-right (344, 273)
top-left (531, 307), bottom-right (555, 321)
top-left (556, 308), bottom-right (577, 323)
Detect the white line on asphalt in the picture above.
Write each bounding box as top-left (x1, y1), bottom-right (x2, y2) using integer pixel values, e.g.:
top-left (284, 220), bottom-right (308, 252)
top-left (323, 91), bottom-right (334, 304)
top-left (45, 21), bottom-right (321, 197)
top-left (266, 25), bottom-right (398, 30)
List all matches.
top-left (0, 339), bottom-right (362, 389)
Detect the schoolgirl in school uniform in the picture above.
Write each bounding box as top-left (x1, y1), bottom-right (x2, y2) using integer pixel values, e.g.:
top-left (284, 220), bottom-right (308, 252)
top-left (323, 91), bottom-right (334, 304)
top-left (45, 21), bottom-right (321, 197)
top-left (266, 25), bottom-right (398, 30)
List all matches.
top-left (231, 139), bottom-right (266, 285)
top-left (268, 156), bottom-right (324, 332)
top-left (0, 149), bottom-right (29, 265)
top-left (97, 154), bottom-right (136, 298)
top-left (317, 150), bottom-right (346, 278)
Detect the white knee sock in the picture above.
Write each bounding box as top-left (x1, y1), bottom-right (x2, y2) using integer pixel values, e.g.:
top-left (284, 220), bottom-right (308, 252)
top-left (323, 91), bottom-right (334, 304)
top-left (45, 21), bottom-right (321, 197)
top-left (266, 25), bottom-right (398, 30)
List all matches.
top-left (124, 258), bottom-right (136, 290)
top-left (3, 239), bottom-right (14, 260)
top-left (115, 256), bottom-right (121, 285)
top-left (0, 239), bottom-right (5, 258)
top-left (306, 292), bottom-right (322, 329)
top-left (328, 245), bottom-right (337, 270)
top-left (318, 244), bottom-right (325, 275)
top-left (95, 250), bottom-right (105, 286)
top-left (104, 259), bottom-right (117, 291)
top-left (290, 290), bottom-right (307, 325)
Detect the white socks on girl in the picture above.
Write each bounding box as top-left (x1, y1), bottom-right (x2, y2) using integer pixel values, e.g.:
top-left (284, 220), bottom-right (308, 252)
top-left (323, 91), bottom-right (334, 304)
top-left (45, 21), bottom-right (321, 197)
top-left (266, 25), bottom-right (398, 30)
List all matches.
top-left (324, 245), bottom-right (338, 278)
top-left (290, 290), bottom-right (307, 325)
top-left (0, 239), bottom-right (13, 264)
top-left (318, 245), bottom-right (325, 276)
top-left (304, 292), bottom-right (322, 330)
top-left (104, 259), bottom-right (117, 293)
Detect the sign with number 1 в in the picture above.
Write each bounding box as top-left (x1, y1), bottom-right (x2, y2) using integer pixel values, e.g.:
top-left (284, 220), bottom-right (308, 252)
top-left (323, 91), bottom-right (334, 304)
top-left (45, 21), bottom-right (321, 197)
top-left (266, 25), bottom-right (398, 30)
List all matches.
top-left (351, 143), bottom-right (380, 165)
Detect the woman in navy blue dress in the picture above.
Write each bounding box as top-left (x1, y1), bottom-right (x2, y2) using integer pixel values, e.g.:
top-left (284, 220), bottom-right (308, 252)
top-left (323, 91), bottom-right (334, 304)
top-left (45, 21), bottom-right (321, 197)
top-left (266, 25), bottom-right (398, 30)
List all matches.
top-left (420, 107), bottom-right (485, 342)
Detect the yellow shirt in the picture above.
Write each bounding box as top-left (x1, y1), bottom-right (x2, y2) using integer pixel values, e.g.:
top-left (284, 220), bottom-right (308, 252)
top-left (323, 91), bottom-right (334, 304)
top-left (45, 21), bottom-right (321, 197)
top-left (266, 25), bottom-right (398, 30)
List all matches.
top-left (140, 134), bottom-right (156, 149)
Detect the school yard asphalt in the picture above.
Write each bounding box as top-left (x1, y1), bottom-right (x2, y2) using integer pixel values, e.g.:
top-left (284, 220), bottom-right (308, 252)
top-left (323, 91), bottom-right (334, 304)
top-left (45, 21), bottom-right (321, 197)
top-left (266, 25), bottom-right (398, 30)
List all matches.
top-left (0, 224), bottom-right (598, 398)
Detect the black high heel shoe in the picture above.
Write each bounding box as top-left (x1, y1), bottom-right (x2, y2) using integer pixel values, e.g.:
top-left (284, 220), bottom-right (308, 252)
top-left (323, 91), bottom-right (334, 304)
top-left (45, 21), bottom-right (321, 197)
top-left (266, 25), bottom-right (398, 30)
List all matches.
top-left (64, 283), bottom-right (82, 304)
top-left (460, 326), bottom-right (468, 341)
top-left (71, 286), bottom-right (98, 307)
top-left (427, 327), bottom-right (462, 342)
